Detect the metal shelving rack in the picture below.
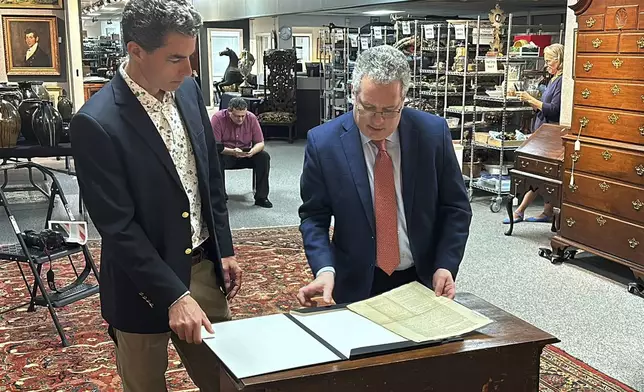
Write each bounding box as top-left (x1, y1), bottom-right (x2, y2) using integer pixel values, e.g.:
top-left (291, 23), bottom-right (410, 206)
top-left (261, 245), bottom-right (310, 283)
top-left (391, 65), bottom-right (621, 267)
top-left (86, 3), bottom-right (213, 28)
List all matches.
top-left (392, 18), bottom-right (446, 115)
top-left (467, 13), bottom-right (544, 212)
top-left (320, 26), bottom-right (358, 123)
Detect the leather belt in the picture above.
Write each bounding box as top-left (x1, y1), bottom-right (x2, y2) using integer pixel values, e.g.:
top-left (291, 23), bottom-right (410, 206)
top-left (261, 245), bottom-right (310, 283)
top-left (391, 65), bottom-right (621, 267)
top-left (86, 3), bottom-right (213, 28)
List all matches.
top-left (191, 247), bottom-right (205, 266)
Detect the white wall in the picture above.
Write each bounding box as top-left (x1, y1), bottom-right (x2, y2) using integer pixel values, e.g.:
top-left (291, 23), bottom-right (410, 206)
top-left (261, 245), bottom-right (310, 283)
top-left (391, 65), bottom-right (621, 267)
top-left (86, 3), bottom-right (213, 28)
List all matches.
top-left (560, 0), bottom-right (577, 127)
top-left (277, 14), bottom-right (371, 29)
top-left (82, 20), bottom-right (121, 38)
top-left (249, 17), bottom-right (278, 74)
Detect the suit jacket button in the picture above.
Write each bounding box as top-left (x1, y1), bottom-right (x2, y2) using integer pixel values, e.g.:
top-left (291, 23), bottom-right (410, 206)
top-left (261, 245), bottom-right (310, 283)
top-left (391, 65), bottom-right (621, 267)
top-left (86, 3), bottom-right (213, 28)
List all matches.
top-left (182, 212), bottom-right (189, 218)
top-left (185, 248), bottom-right (192, 255)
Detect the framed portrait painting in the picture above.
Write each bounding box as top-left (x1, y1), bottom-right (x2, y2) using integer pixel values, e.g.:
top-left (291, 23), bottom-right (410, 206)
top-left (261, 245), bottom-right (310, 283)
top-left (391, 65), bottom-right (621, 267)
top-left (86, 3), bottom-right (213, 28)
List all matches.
top-left (0, 0), bottom-right (63, 9)
top-left (2, 15), bottom-right (60, 76)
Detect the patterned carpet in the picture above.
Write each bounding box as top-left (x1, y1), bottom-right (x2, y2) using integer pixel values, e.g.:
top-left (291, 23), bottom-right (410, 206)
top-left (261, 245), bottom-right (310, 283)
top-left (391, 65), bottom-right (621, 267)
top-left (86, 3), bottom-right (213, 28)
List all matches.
top-left (0, 226), bottom-right (636, 392)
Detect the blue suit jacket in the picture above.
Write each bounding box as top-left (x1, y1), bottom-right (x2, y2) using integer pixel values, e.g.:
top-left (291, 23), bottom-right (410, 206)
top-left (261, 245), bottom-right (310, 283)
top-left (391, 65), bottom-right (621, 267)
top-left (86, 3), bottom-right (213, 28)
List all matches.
top-left (298, 108), bottom-right (472, 304)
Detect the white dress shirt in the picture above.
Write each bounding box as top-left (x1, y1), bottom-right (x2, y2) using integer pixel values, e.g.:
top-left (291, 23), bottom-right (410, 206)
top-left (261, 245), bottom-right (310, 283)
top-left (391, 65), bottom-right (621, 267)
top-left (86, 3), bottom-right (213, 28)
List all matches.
top-left (317, 129), bottom-right (414, 277)
top-left (26, 43), bottom-right (38, 61)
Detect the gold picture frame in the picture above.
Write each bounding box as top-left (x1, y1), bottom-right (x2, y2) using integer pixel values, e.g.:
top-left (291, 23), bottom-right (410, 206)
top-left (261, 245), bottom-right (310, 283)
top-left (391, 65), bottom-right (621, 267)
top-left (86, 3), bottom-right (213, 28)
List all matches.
top-left (2, 15), bottom-right (61, 76)
top-left (0, 0), bottom-right (63, 9)
top-left (44, 83), bottom-right (62, 104)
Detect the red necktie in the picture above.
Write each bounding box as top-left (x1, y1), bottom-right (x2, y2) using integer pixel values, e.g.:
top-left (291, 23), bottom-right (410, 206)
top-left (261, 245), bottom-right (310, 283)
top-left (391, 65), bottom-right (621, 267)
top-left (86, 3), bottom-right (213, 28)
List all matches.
top-left (373, 139), bottom-right (400, 275)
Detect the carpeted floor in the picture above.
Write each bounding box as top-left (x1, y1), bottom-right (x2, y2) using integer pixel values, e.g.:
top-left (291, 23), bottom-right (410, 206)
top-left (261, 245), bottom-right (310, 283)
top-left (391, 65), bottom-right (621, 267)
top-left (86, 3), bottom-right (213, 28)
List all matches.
top-left (0, 227), bottom-right (636, 392)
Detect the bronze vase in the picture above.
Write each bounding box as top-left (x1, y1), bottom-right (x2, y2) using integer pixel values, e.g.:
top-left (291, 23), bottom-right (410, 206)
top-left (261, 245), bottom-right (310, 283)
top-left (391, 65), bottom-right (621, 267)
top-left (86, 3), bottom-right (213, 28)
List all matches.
top-left (0, 98), bottom-right (22, 148)
top-left (31, 100), bottom-right (62, 147)
top-left (18, 98), bottom-right (41, 143)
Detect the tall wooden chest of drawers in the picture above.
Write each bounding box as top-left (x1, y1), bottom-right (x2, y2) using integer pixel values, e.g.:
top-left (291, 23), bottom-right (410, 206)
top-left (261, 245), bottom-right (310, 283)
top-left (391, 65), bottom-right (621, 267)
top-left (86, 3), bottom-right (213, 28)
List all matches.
top-left (551, 0), bottom-right (644, 291)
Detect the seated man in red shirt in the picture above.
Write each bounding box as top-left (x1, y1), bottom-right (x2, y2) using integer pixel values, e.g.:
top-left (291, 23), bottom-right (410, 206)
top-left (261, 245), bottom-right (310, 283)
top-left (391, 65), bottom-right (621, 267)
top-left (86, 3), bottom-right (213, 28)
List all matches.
top-left (211, 97), bottom-right (272, 208)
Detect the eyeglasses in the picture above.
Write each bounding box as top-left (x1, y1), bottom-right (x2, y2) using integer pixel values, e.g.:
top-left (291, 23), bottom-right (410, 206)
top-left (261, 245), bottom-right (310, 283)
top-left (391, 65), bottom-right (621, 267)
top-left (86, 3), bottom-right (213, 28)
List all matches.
top-left (355, 98), bottom-right (402, 119)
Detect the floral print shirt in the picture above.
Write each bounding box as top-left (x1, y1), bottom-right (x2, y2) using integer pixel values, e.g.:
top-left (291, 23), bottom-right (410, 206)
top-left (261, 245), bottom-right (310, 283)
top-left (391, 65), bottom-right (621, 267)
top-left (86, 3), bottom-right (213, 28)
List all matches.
top-left (120, 63), bottom-right (208, 249)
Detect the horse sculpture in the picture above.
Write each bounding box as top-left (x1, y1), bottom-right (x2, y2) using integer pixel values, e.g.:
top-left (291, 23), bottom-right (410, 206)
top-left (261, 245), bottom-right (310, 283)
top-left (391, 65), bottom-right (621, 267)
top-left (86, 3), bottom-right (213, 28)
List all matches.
top-left (213, 47), bottom-right (243, 102)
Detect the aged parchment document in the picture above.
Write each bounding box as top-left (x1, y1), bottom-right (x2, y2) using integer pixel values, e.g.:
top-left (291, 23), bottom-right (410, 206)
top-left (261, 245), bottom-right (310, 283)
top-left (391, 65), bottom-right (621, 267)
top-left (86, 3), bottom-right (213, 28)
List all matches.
top-left (347, 282), bottom-right (493, 343)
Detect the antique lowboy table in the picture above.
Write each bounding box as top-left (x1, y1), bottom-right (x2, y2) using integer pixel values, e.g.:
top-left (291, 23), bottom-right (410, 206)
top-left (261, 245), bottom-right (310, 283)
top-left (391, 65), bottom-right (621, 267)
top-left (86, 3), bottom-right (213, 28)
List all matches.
top-left (214, 293), bottom-right (558, 392)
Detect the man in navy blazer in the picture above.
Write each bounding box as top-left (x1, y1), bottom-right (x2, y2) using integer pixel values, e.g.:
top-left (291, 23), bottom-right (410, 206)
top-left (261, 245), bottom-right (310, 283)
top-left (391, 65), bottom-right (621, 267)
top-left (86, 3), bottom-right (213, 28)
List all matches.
top-left (297, 45), bottom-right (472, 307)
top-left (71, 1), bottom-right (240, 390)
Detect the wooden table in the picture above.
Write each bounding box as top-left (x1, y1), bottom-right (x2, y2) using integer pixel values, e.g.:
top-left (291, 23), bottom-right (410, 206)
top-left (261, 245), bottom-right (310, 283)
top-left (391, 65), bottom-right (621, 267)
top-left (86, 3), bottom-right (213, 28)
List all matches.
top-left (505, 124), bottom-right (567, 237)
top-left (217, 293), bottom-right (559, 392)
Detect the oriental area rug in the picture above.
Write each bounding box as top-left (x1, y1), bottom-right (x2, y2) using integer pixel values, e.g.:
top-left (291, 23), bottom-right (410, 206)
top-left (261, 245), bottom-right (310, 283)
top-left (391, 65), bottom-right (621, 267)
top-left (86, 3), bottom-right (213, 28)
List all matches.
top-left (0, 226), bottom-right (636, 392)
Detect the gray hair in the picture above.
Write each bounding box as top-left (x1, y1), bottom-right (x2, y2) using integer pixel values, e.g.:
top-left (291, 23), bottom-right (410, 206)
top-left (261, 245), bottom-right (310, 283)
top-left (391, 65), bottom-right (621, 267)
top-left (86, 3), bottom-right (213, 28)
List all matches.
top-left (228, 97), bottom-right (248, 111)
top-left (351, 45), bottom-right (411, 98)
top-left (544, 43), bottom-right (565, 67)
top-left (121, 0), bottom-right (202, 52)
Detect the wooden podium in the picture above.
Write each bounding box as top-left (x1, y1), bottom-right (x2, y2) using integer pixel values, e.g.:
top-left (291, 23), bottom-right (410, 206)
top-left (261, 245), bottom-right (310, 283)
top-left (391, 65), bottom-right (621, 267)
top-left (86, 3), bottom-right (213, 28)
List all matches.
top-left (215, 293), bottom-right (558, 392)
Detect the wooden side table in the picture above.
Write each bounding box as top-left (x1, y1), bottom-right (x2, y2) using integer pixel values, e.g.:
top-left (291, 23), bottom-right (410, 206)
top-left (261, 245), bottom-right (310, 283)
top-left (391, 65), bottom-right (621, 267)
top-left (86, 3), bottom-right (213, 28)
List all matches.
top-left (505, 124), bottom-right (568, 236)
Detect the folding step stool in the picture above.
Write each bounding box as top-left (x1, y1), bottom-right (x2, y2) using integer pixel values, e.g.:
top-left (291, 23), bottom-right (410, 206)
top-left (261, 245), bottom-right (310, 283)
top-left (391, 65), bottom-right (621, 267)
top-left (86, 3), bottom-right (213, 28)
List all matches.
top-left (0, 162), bottom-right (100, 347)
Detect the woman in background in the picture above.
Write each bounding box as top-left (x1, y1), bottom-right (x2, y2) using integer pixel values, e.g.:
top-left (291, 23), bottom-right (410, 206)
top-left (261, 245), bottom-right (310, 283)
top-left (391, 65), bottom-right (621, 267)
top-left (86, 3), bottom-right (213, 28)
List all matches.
top-left (503, 43), bottom-right (564, 224)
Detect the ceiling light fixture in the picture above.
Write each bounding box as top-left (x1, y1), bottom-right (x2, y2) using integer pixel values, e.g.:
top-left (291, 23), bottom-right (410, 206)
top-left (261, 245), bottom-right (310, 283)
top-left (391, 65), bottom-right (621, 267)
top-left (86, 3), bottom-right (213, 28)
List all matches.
top-left (363, 10), bottom-right (404, 16)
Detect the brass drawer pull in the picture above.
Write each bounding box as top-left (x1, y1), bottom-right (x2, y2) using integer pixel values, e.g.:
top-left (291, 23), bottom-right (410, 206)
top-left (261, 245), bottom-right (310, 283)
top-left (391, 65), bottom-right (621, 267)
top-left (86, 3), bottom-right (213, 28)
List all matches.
top-left (580, 116), bottom-right (589, 128)
top-left (544, 166), bottom-right (553, 174)
top-left (638, 36), bottom-right (644, 49)
top-left (612, 58), bottom-right (623, 69)
top-left (569, 183), bottom-right (579, 192)
top-left (608, 113), bottom-right (619, 124)
top-left (521, 160), bottom-right (529, 168)
top-left (546, 186), bottom-right (555, 194)
top-left (596, 216), bottom-right (607, 226)
top-left (601, 150), bottom-right (612, 160)
top-left (611, 84), bottom-right (621, 95)
top-left (640, 125), bottom-right (644, 136)
top-left (586, 17), bottom-right (596, 28)
top-left (633, 199), bottom-right (643, 211)
top-left (581, 89), bottom-right (591, 99)
top-left (629, 238), bottom-right (639, 249)
top-left (566, 217), bottom-right (576, 227)
top-left (636, 164), bottom-right (644, 176)
top-left (598, 181), bottom-right (610, 192)
top-left (583, 61), bottom-right (593, 72)
top-left (592, 37), bottom-right (602, 48)
top-left (571, 151), bottom-right (580, 163)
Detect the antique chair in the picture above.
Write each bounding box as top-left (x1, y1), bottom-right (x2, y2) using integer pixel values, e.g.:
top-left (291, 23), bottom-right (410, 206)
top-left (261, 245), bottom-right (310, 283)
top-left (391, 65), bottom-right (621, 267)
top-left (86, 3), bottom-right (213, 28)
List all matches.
top-left (258, 49), bottom-right (297, 143)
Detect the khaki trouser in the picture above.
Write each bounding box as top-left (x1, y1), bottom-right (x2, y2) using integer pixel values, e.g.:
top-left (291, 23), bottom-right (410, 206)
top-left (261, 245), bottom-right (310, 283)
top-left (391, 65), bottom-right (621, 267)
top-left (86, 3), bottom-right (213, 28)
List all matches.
top-left (112, 260), bottom-right (230, 392)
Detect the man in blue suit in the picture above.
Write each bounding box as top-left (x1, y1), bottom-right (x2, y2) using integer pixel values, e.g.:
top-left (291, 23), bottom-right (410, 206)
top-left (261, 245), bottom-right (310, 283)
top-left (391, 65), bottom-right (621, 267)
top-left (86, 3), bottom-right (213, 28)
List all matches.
top-left (297, 45), bottom-right (472, 307)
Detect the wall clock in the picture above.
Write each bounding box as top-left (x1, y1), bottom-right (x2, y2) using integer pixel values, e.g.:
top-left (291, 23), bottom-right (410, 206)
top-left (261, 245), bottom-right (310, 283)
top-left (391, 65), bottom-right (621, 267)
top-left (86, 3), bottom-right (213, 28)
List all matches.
top-left (279, 26), bottom-right (292, 41)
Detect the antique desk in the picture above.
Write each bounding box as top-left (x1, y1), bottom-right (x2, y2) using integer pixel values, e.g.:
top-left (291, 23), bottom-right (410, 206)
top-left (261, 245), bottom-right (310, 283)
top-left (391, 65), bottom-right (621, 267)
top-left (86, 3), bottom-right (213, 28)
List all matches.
top-left (216, 293), bottom-right (558, 392)
top-left (551, 0), bottom-right (644, 296)
top-left (505, 124), bottom-right (568, 236)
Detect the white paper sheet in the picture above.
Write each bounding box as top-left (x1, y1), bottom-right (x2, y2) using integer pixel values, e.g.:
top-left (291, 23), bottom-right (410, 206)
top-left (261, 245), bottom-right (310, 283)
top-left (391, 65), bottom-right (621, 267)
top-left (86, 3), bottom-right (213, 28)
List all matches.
top-left (201, 314), bottom-right (341, 379)
top-left (291, 309), bottom-right (408, 358)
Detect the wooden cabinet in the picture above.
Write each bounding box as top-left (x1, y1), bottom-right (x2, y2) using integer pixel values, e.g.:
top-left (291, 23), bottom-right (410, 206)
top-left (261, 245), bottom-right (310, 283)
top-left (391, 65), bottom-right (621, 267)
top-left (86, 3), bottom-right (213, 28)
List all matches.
top-left (505, 124), bottom-right (567, 236)
top-left (572, 106), bottom-right (644, 145)
top-left (552, 0), bottom-right (644, 294)
top-left (83, 82), bottom-right (105, 102)
top-left (573, 80), bottom-right (644, 111)
top-left (577, 32), bottom-right (620, 52)
top-left (574, 55), bottom-right (644, 80)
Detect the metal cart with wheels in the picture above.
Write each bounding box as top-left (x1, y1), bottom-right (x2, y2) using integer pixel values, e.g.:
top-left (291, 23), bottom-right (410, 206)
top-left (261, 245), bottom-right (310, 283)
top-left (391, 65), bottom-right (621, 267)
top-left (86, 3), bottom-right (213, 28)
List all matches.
top-left (0, 162), bottom-right (99, 347)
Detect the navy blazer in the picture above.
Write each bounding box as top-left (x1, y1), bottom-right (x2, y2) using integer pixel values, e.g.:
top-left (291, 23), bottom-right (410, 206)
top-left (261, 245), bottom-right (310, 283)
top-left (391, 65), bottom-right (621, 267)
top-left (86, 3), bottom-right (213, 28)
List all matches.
top-left (70, 72), bottom-right (233, 334)
top-left (299, 108), bottom-right (472, 304)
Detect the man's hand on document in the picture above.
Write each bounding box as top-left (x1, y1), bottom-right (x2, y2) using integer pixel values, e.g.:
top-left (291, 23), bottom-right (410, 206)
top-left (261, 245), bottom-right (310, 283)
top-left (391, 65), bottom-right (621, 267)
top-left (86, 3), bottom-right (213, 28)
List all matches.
top-left (432, 268), bottom-right (456, 299)
top-left (297, 271), bottom-right (335, 307)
